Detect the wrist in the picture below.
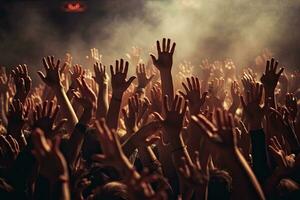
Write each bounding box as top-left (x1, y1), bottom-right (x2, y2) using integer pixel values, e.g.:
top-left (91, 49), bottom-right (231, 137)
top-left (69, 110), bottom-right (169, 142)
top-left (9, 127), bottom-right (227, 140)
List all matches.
top-left (112, 92), bottom-right (123, 101)
top-left (159, 69), bottom-right (172, 77)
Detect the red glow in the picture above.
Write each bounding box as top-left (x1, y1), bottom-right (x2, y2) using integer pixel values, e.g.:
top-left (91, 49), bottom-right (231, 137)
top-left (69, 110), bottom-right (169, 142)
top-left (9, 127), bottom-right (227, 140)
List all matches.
top-left (62, 1), bottom-right (87, 13)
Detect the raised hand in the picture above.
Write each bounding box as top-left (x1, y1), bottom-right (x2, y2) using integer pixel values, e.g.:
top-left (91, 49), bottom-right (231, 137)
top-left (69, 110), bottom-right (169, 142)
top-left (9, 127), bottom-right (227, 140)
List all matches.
top-left (11, 64), bottom-right (32, 102)
top-left (241, 70), bottom-right (256, 95)
top-left (72, 77), bottom-right (96, 111)
top-left (69, 64), bottom-right (85, 87)
top-left (92, 119), bottom-right (131, 171)
top-left (191, 109), bottom-right (236, 148)
top-left (0, 135), bottom-right (20, 168)
top-left (32, 128), bottom-right (69, 183)
top-left (136, 63), bottom-right (154, 89)
top-left (126, 46), bottom-right (141, 66)
top-left (223, 59), bottom-right (236, 80)
top-left (150, 38), bottom-right (176, 72)
top-left (32, 101), bottom-right (66, 139)
top-left (179, 151), bottom-right (208, 188)
top-left (110, 59), bottom-right (136, 98)
top-left (150, 85), bottom-right (162, 113)
top-left (0, 69), bottom-right (11, 95)
top-left (230, 81), bottom-right (240, 106)
top-left (192, 110), bottom-right (266, 200)
top-left (268, 136), bottom-right (290, 168)
top-left (285, 93), bottom-right (297, 121)
top-left (93, 62), bottom-right (108, 86)
top-left (179, 76), bottom-right (207, 115)
top-left (240, 83), bottom-right (264, 130)
top-left (122, 95), bottom-right (140, 134)
top-left (7, 99), bottom-right (29, 138)
top-left (208, 78), bottom-right (226, 100)
top-left (38, 56), bottom-right (66, 89)
top-left (126, 169), bottom-right (168, 200)
top-left (163, 94), bottom-right (187, 143)
top-left (229, 81), bottom-right (240, 115)
top-left (260, 58), bottom-right (284, 93)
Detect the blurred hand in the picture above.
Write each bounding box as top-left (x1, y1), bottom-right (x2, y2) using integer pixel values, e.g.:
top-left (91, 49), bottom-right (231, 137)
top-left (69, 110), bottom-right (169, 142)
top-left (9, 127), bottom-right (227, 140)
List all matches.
top-left (7, 99), bottom-right (29, 137)
top-left (285, 93), bottom-right (297, 121)
top-left (136, 63), bottom-right (154, 88)
top-left (122, 95), bottom-right (139, 133)
top-left (0, 135), bottom-right (20, 168)
top-left (38, 56), bottom-right (66, 89)
top-left (32, 101), bottom-right (66, 139)
top-left (241, 70), bottom-right (256, 95)
top-left (150, 85), bottom-right (162, 113)
top-left (150, 38), bottom-right (176, 72)
top-left (12, 64), bottom-right (32, 102)
top-left (240, 83), bottom-right (264, 130)
top-left (179, 76), bottom-right (207, 115)
top-left (32, 128), bottom-right (68, 183)
top-left (191, 109), bottom-right (237, 150)
top-left (0, 69), bottom-right (11, 95)
top-left (72, 77), bottom-right (97, 111)
top-left (230, 81), bottom-right (240, 107)
top-left (126, 169), bottom-right (168, 200)
top-left (199, 59), bottom-right (211, 81)
top-left (269, 136), bottom-right (291, 168)
top-left (208, 78), bottom-right (226, 100)
top-left (179, 151), bottom-right (209, 188)
top-left (260, 58), bottom-right (284, 93)
top-left (110, 59), bottom-right (136, 98)
top-left (162, 94), bottom-right (187, 142)
top-left (93, 62), bottom-right (108, 86)
top-left (70, 64), bottom-right (85, 87)
top-left (92, 119), bottom-right (130, 169)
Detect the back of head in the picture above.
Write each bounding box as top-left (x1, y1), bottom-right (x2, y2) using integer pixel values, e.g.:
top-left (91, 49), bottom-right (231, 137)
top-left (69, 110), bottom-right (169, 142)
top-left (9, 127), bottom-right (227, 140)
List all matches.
top-left (92, 181), bottom-right (129, 200)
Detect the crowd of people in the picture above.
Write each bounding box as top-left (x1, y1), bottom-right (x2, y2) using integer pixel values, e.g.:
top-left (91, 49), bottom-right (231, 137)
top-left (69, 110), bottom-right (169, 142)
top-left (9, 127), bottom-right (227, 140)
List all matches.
top-left (0, 38), bottom-right (300, 200)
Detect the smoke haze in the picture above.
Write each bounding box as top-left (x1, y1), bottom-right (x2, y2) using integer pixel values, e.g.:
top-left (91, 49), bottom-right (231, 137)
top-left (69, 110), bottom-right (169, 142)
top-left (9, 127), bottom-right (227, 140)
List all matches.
top-left (0, 0), bottom-right (299, 73)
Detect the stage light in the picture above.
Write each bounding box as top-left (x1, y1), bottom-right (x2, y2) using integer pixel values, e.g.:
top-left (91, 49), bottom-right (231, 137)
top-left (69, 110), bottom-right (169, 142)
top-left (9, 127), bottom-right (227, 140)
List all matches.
top-left (62, 1), bottom-right (87, 13)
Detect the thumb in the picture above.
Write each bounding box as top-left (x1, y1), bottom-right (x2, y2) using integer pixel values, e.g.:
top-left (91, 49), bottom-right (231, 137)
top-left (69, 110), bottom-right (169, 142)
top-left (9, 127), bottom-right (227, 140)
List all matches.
top-left (126, 76), bottom-right (136, 87)
top-left (150, 54), bottom-right (157, 65)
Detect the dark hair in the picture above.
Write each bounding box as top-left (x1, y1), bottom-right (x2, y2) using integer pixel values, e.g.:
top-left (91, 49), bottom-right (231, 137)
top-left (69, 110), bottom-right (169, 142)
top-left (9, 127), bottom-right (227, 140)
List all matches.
top-left (208, 169), bottom-right (232, 200)
top-left (92, 181), bottom-right (129, 200)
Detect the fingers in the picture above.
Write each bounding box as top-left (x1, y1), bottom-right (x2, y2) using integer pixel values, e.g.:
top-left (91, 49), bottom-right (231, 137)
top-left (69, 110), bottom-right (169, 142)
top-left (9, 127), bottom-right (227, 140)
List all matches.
top-left (37, 71), bottom-right (46, 82)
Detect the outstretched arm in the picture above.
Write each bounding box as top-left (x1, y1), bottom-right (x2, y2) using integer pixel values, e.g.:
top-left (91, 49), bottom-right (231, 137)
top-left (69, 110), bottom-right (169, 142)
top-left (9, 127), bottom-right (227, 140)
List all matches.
top-left (93, 62), bottom-right (109, 118)
top-left (150, 38), bottom-right (176, 104)
top-left (37, 56), bottom-right (78, 132)
top-left (192, 110), bottom-right (266, 200)
top-left (106, 59), bottom-right (135, 129)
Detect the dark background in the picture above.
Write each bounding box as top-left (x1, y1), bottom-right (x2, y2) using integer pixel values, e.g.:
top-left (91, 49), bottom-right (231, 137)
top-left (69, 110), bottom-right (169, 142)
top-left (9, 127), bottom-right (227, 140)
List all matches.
top-left (0, 0), bottom-right (299, 70)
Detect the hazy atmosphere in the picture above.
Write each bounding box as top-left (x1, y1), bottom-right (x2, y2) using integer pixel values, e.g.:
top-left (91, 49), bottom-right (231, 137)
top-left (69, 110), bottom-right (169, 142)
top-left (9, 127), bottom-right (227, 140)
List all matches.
top-left (1, 0), bottom-right (300, 69)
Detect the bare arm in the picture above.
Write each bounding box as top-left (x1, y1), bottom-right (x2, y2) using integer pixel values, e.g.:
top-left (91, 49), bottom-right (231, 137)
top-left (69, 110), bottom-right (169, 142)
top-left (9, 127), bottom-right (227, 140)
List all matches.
top-left (106, 59), bottom-right (135, 129)
top-left (37, 56), bottom-right (78, 133)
